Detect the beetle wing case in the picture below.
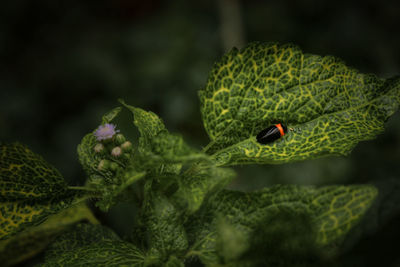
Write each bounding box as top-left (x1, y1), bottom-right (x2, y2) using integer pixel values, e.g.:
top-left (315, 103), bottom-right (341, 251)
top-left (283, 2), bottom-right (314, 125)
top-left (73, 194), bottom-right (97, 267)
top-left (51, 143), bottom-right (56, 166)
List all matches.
top-left (256, 125), bottom-right (282, 144)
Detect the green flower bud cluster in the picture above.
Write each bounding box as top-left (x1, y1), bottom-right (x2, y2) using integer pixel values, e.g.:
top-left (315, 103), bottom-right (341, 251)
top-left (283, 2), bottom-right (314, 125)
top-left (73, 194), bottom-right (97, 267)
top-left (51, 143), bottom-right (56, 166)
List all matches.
top-left (91, 132), bottom-right (134, 182)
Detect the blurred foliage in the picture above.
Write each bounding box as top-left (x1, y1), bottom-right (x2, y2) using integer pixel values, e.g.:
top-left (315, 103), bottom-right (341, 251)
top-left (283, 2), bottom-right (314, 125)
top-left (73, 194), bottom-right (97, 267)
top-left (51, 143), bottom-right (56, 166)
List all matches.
top-left (1, 0), bottom-right (400, 266)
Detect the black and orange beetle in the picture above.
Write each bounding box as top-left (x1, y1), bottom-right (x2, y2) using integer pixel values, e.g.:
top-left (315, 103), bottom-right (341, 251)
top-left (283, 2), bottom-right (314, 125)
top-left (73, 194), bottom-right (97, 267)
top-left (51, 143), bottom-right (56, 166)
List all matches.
top-left (256, 123), bottom-right (288, 144)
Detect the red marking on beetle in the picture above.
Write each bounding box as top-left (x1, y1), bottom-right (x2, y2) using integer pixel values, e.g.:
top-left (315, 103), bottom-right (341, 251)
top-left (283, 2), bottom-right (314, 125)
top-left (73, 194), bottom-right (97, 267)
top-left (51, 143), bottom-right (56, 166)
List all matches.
top-left (276, 123), bottom-right (285, 137)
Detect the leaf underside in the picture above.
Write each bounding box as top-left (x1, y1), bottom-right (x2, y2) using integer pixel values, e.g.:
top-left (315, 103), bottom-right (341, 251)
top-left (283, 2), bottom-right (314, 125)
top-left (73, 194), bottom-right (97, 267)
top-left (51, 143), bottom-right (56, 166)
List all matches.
top-left (42, 224), bottom-right (146, 266)
top-left (199, 42), bottom-right (400, 165)
top-left (187, 184), bottom-right (377, 264)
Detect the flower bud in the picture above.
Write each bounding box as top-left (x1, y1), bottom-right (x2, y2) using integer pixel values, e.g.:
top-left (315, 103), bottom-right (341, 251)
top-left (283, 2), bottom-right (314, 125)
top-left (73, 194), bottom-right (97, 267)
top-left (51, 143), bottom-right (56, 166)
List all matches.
top-left (121, 141), bottom-right (132, 152)
top-left (111, 146), bottom-right (122, 157)
top-left (115, 134), bottom-right (126, 144)
top-left (93, 143), bottom-right (104, 153)
top-left (97, 159), bottom-right (109, 171)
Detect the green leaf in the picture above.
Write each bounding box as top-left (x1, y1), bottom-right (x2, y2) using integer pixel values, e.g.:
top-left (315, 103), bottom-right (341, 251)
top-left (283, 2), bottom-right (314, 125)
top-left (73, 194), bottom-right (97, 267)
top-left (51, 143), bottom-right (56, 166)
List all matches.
top-left (42, 224), bottom-right (147, 266)
top-left (101, 106), bottom-right (122, 124)
top-left (199, 42), bottom-right (400, 165)
top-left (120, 100), bottom-right (207, 168)
top-left (171, 164), bottom-right (236, 214)
top-left (0, 203), bottom-right (97, 267)
top-left (0, 192), bottom-right (78, 240)
top-left (119, 99), bottom-right (165, 148)
top-left (215, 211), bottom-right (319, 267)
top-left (95, 169), bottom-right (146, 211)
top-left (0, 143), bottom-right (67, 200)
top-left (77, 106), bottom-right (145, 211)
top-left (0, 143), bottom-right (83, 240)
top-left (165, 256), bottom-right (185, 267)
top-left (77, 133), bottom-right (105, 180)
top-left (186, 184), bottom-right (377, 265)
top-left (77, 107), bottom-right (122, 180)
top-left (143, 190), bottom-right (188, 259)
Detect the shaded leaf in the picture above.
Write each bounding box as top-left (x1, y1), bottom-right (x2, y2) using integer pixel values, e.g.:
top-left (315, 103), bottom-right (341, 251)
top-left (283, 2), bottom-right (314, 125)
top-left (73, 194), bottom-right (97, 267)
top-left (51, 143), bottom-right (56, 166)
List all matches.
top-left (0, 191), bottom-right (79, 240)
top-left (165, 256), bottom-right (185, 267)
top-left (0, 143), bottom-right (67, 201)
top-left (77, 106), bottom-right (122, 180)
top-left (199, 42), bottom-right (400, 165)
top-left (143, 190), bottom-right (188, 259)
top-left (42, 224), bottom-right (147, 266)
top-left (186, 185), bottom-right (377, 265)
top-left (120, 100), bottom-right (207, 168)
top-left (171, 165), bottom-right (236, 214)
top-left (0, 143), bottom-right (84, 240)
top-left (101, 106), bottom-right (122, 124)
top-left (77, 107), bottom-right (144, 211)
top-left (215, 211), bottom-right (320, 267)
top-left (0, 203), bottom-right (97, 267)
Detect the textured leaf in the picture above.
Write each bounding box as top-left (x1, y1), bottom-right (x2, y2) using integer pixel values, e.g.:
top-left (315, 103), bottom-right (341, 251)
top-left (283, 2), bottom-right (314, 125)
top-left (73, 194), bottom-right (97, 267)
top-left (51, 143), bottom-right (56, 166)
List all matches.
top-left (119, 99), bottom-right (165, 147)
top-left (199, 42), bottom-right (400, 165)
top-left (77, 133), bottom-right (105, 179)
top-left (186, 185), bottom-right (377, 264)
top-left (42, 224), bottom-right (147, 266)
top-left (143, 190), bottom-right (188, 259)
top-left (215, 212), bottom-right (319, 267)
top-left (0, 192), bottom-right (78, 240)
top-left (0, 143), bottom-right (67, 201)
top-left (0, 203), bottom-right (97, 267)
top-left (77, 106), bottom-right (122, 180)
top-left (120, 100), bottom-right (207, 167)
top-left (0, 143), bottom-right (83, 240)
top-left (77, 106), bottom-right (145, 211)
top-left (165, 256), bottom-right (185, 267)
top-left (171, 165), bottom-right (236, 214)
top-left (101, 106), bottom-right (122, 124)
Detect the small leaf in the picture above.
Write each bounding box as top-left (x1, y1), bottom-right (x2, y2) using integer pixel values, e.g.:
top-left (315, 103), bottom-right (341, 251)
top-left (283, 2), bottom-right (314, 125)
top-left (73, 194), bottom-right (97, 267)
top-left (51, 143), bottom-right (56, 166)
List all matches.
top-left (143, 191), bottom-right (188, 259)
top-left (186, 184), bottom-right (377, 265)
top-left (42, 224), bottom-right (147, 266)
top-left (101, 106), bottom-right (122, 124)
top-left (77, 133), bottom-right (105, 180)
top-left (172, 164), bottom-right (236, 214)
top-left (119, 99), bottom-right (165, 148)
top-left (120, 100), bottom-right (207, 174)
top-left (77, 106), bottom-right (145, 211)
top-left (0, 203), bottom-right (97, 267)
top-left (77, 107), bottom-right (122, 180)
top-left (0, 143), bottom-right (67, 201)
top-left (199, 42), bottom-right (400, 165)
top-left (165, 256), bottom-right (185, 267)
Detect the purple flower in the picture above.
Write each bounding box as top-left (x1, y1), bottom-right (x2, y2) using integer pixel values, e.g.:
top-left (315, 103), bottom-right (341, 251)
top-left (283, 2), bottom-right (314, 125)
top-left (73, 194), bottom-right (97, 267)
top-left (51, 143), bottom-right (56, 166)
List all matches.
top-left (94, 123), bottom-right (119, 141)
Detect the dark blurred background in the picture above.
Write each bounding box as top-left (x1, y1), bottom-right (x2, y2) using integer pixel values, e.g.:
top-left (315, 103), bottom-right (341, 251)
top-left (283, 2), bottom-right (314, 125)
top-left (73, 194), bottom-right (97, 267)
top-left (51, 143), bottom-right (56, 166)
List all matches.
top-left (1, 0), bottom-right (400, 266)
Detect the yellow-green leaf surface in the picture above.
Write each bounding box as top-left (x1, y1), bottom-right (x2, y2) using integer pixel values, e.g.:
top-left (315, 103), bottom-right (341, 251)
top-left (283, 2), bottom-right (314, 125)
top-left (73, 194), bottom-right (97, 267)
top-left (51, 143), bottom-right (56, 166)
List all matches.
top-left (199, 42), bottom-right (400, 165)
top-left (0, 143), bottom-right (67, 200)
top-left (187, 185), bottom-right (377, 264)
top-left (0, 203), bottom-right (97, 267)
top-left (0, 143), bottom-right (84, 240)
top-left (42, 224), bottom-right (147, 266)
top-left (0, 193), bottom-right (78, 240)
